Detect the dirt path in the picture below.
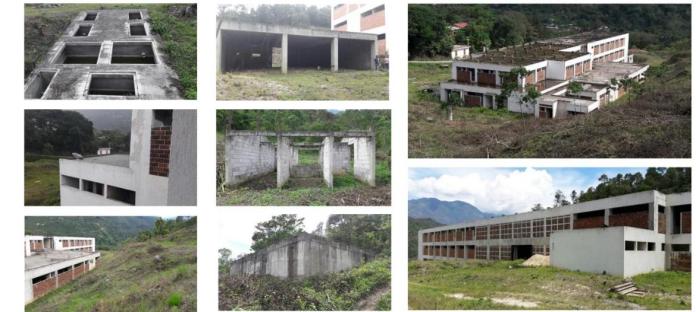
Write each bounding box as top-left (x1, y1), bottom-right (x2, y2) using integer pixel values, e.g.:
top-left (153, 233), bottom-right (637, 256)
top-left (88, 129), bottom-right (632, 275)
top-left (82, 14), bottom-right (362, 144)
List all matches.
top-left (357, 286), bottom-right (390, 311)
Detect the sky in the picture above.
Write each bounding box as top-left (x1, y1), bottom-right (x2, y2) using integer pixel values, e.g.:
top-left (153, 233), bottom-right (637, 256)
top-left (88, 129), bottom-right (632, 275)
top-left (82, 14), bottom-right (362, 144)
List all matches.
top-left (408, 167), bottom-right (647, 215)
top-left (218, 211), bottom-right (332, 258)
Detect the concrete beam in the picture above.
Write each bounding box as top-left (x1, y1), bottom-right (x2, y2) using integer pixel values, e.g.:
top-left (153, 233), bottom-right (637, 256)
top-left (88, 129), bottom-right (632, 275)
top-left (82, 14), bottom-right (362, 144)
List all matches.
top-left (227, 130), bottom-right (375, 138)
top-left (218, 20), bottom-right (378, 41)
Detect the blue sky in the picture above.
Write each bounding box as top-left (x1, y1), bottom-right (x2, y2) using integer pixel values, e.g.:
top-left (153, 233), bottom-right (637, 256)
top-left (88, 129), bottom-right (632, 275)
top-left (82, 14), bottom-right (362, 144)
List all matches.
top-left (409, 167), bottom-right (646, 214)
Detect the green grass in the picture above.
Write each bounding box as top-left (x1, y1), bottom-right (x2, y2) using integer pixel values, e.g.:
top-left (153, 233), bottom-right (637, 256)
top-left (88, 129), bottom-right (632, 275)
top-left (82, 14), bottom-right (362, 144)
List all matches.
top-left (217, 69), bottom-right (389, 100)
top-left (219, 258), bottom-right (390, 310)
top-left (376, 292), bottom-right (391, 310)
top-left (26, 220), bottom-right (197, 312)
top-left (298, 149), bottom-right (319, 165)
top-left (24, 4), bottom-right (196, 98)
top-left (408, 259), bottom-right (691, 310)
top-left (24, 157), bottom-right (60, 206)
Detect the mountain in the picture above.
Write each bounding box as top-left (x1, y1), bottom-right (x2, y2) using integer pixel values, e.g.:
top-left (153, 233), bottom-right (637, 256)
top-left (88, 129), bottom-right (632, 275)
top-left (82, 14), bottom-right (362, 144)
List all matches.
top-left (73, 110), bottom-right (132, 133)
top-left (25, 216), bottom-right (157, 249)
top-left (26, 218), bottom-right (197, 312)
top-left (408, 217), bottom-right (443, 259)
top-left (408, 198), bottom-right (497, 225)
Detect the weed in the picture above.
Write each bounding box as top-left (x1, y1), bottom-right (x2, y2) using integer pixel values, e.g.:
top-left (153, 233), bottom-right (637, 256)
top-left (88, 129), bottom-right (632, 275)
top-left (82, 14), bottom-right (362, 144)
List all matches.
top-left (167, 292), bottom-right (183, 307)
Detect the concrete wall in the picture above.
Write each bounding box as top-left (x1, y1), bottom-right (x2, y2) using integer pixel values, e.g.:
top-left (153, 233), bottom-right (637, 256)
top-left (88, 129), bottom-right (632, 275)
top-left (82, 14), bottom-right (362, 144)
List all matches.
top-left (322, 136), bottom-right (334, 188)
top-left (59, 159), bottom-right (135, 206)
top-left (333, 143), bottom-right (351, 174)
top-left (167, 110), bottom-right (197, 205)
top-left (224, 134), bottom-right (276, 186)
top-left (352, 137), bottom-right (376, 186)
top-left (129, 110), bottom-right (169, 205)
top-left (229, 233), bottom-right (372, 279)
top-left (276, 136), bottom-right (292, 188)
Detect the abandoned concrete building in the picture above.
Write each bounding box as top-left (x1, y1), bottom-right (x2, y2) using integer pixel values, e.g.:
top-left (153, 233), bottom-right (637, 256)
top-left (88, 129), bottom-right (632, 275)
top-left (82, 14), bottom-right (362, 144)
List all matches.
top-left (331, 4), bottom-right (387, 57)
top-left (24, 9), bottom-right (182, 99)
top-left (25, 235), bottom-right (100, 304)
top-left (59, 110), bottom-right (197, 205)
top-left (224, 130), bottom-right (376, 188)
top-left (418, 190), bottom-right (691, 277)
top-left (216, 21), bottom-right (378, 74)
top-left (440, 32), bottom-right (649, 118)
top-left (230, 233), bottom-right (374, 279)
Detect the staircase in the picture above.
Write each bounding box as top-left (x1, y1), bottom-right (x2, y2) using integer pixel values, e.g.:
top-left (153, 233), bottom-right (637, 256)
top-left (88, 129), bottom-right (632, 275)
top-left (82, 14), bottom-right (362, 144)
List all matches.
top-left (610, 281), bottom-right (646, 297)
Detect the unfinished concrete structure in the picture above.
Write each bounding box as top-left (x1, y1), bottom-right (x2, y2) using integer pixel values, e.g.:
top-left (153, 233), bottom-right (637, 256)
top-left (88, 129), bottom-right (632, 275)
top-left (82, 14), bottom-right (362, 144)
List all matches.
top-left (25, 235), bottom-right (100, 304)
top-left (59, 110), bottom-right (197, 206)
top-left (440, 32), bottom-right (649, 118)
top-left (331, 4), bottom-right (387, 57)
top-left (24, 9), bottom-right (182, 99)
top-left (216, 21), bottom-right (378, 74)
top-left (418, 191), bottom-right (691, 277)
top-left (229, 233), bottom-right (374, 279)
top-left (224, 130), bottom-right (375, 188)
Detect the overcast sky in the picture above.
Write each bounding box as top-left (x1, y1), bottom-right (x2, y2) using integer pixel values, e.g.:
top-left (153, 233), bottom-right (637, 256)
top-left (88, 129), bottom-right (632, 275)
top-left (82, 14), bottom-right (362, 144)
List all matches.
top-left (218, 211), bottom-right (332, 258)
top-left (409, 167), bottom-right (647, 215)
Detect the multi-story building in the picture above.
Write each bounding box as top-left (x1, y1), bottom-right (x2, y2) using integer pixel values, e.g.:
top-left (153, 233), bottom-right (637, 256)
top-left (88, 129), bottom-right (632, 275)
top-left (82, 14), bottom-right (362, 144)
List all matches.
top-left (24, 9), bottom-right (182, 99)
top-left (25, 235), bottom-right (100, 304)
top-left (418, 191), bottom-right (691, 277)
top-left (332, 4), bottom-right (387, 57)
top-left (440, 32), bottom-right (649, 118)
top-left (59, 110), bottom-right (197, 206)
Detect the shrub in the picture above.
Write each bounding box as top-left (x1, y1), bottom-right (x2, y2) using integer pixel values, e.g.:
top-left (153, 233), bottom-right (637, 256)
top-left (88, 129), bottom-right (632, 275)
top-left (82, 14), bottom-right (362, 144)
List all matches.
top-left (167, 292), bottom-right (183, 307)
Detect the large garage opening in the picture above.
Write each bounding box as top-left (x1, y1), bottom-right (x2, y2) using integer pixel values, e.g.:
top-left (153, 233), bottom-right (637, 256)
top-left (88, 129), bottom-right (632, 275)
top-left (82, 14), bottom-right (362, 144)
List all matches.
top-left (338, 38), bottom-right (373, 70)
top-left (512, 245), bottom-right (533, 260)
top-left (220, 30), bottom-right (282, 72)
top-left (288, 35), bottom-right (331, 69)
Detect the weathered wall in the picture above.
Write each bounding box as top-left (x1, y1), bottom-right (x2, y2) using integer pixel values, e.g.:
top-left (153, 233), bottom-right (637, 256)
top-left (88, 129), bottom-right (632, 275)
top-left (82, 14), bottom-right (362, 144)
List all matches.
top-left (290, 165), bottom-right (321, 178)
top-left (353, 137), bottom-right (376, 186)
top-left (322, 137), bottom-right (334, 187)
top-left (276, 136), bottom-right (292, 188)
top-left (332, 143), bottom-right (351, 174)
top-left (167, 110), bottom-right (197, 205)
top-left (229, 233), bottom-right (373, 279)
top-left (225, 134), bottom-right (276, 186)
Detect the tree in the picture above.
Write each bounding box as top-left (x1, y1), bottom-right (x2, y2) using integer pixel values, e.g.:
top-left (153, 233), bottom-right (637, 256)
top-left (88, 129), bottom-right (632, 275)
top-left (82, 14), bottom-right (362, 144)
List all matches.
top-left (570, 190), bottom-right (578, 204)
top-left (619, 77), bottom-right (638, 105)
top-left (443, 91), bottom-right (461, 121)
top-left (567, 81), bottom-right (583, 115)
top-left (251, 214), bottom-right (305, 251)
top-left (500, 67), bottom-right (530, 111)
top-left (577, 168), bottom-right (690, 202)
top-left (553, 190), bottom-right (570, 208)
top-left (326, 214), bottom-right (391, 257)
top-left (531, 203), bottom-right (544, 211)
top-left (154, 218), bottom-right (168, 235)
top-left (219, 248), bottom-right (232, 273)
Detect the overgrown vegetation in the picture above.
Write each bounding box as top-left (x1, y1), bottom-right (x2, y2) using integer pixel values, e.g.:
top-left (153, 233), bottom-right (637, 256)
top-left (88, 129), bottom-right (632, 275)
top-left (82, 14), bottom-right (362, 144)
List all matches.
top-left (24, 157), bottom-right (60, 206)
top-left (24, 4), bottom-right (197, 99)
top-left (217, 70), bottom-right (389, 100)
top-left (26, 218), bottom-right (197, 311)
top-left (409, 259), bottom-right (691, 310)
top-left (218, 4), bottom-right (331, 28)
top-left (408, 217), bottom-right (443, 259)
top-left (577, 168), bottom-right (690, 202)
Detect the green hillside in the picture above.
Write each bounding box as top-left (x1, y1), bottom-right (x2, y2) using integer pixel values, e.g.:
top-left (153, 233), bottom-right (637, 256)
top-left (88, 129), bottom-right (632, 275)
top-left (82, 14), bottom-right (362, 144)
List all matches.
top-left (408, 217), bottom-right (443, 259)
top-left (26, 218), bottom-right (197, 312)
top-left (25, 216), bottom-right (157, 249)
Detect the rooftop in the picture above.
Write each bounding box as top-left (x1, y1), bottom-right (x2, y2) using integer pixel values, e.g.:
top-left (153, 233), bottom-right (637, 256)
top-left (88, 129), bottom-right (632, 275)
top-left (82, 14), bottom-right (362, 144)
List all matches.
top-left (77, 154), bottom-right (130, 168)
top-left (575, 62), bottom-right (649, 85)
top-left (472, 43), bottom-right (588, 65)
top-left (26, 250), bottom-right (97, 271)
top-left (538, 30), bottom-right (624, 47)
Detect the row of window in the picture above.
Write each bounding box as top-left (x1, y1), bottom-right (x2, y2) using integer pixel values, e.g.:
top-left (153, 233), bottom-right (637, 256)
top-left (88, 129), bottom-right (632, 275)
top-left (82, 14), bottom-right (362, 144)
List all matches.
top-left (593, 50), bottom-right (625, 65)
top-left (625, 240), bottom-right (660, 251)
top-left (422, 245), bottom-right (548, 259)
top-left (592, 38), bottom-right (625, 54)
top-left (422, 215), bottom-right (571, 242)
top-left (360, 5), bottom-right (385, 18)
top-left (61, 239), bottom-right (92, 248)
top-left (61, 175), bottom-right (136, 205)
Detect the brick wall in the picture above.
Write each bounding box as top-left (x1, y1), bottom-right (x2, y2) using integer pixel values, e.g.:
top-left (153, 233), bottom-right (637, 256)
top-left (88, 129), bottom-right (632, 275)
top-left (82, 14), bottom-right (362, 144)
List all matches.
top-left (658, 213), bottom-right (666, 234)
top-left (333, 5), bottom-right (347, 20)
top-left (478, 71), bottom-right (496, 86)
top-left (574, 215), bottom-right (605, 229)
top-left (681, 212), bottom-right (691, 233)
top-left (464, 94), bottom-right (482, 107)
top-left (377, 38), bottom-right (386, 56)
top-left (467, 246), bottom-right (475, 259)
top-left (671, 252), bottom-right (691, 271)
top-left (609, 210), bottom-right (649, 229)
top-left (536, 68), bottom-right (546, 81)
top-left (360, 9), bottom-right (384, 31)
top-left (57, 269), bottom-right (72, 287)
top-left (32, 276), bottom-right (56, 299)
top-left (456, 67), bottom-right (473, 83)
top-left (465, 228), bottom-right (474, 240)
top-left (149, 127), bottom-right (171, 177)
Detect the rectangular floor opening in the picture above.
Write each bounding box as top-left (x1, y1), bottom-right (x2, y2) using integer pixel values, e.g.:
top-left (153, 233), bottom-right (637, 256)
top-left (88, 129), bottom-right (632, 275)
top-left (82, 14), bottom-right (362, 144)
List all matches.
top-left (84, 12), bottom-right (97, 21)
top-left (111, 42), bottom-right (156, 64)
top-left (129, 24), bottom-right (147, 36)
top-left (107, 185), bottom-right (136, 205)
top-left (88, 74), bottom-right (136, 96)
top-left (24, 71), bottom-right (56, 99)
top-left (54, 43), bottom-right (101, 64)
top-left (74, 25), bottom-right (92, 36)
top-left (129, 12), bottom-right (142, 20)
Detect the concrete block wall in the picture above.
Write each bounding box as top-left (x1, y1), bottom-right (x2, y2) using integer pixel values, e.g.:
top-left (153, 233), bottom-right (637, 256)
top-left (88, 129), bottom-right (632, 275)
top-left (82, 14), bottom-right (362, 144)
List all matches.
top-left (225, 134), bottom-right (276, 186)
top-left (333, 143), bottom-right (351, 174)
top-left (276, 136), bottom-right (292, 188)
top-left (230, 233), bottom-right (373, 279)
top-left (149, 127), bottom-right (171, 177)
top-left (353, 137), bottom-right (376, 186)
top-left (322, 137), bottom-right (334, 188)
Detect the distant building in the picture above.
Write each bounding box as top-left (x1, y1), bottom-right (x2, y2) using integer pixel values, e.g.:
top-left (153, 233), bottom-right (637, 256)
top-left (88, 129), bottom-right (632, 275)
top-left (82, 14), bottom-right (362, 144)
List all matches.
top-left (450, 21), bottom-right (469, 31)
top-left (25, 235), bottom-right (100, 304)
top-left (440, 31), bottom-right (648, 118)
top-left (418, 190), bottom-right (692, 277)
top-left (331, 4), bottom-right (387, 57)
top-left (451, 45), bottom-right (470, 60)
top-left (59, 110), bottom-right (197, 206)
top-left (97, 147), bottom-right (111, 156)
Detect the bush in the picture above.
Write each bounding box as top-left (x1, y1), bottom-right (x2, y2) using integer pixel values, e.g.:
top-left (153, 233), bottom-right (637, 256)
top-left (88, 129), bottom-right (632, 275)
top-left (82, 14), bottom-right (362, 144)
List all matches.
top-left (167, 292), bottom-right (183, 307)
top-left (376, 292), bottom-right (391, 310)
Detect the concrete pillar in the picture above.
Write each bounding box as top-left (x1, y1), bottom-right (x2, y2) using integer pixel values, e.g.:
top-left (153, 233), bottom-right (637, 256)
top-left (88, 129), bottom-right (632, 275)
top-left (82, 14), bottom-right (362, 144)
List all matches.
top-left (352, 136), bottom-right (376, 186)
top-left (281, 33), bottom-right (288, 74)
top-left (417, 231), bottom-right (423, 260)
top-left (331, 37), bottom-right (338, 72)
top-left (276, 136), bottom-right (291, 188)
top-left (604, 209), bottom-right (610, 226)
top-left (474, 68), bottom-right (478, 82)
top-left (321, 136), bottom-right (334, 188)
top-left (665, 205), bottom-right (674, 236)
top-left (648, 202), bottom-right (657, 232)
top-left (216, 30), bottom-right (221, 73)
top-left (492, 95), bottom-right (497, 109)
top-left (370, 39), bottom-right (377, 70)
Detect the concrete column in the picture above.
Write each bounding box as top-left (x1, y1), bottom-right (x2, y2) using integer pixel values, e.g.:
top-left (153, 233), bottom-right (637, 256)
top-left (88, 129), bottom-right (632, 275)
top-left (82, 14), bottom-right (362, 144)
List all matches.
top-left (494, 70), bottom-right (499, 85)
top-left (604, 209), bottom-right (610, 226)
top-left (648, 202), bottom-right (657, 232)
top-left (417, 231), bottom-right (424, 260)
top-left (331, 37), bottom-right (338, 72)
top-left (474, 68), bottom-right (478, 82)
top-left (352, 136), bottom-right (376, 186)
top-left (281, 33), bottom-right (288, 74)
top-left (276, 136), bottom-right (291, 188)
top-left (665, 205), bottom-right (674, 236)
top-left (492, 95), bottom-right (497, 109)
top-left (370, 39), bottom-right (377, 70)
top-left (321, 136), bottom-right (334, 188)
top-left (216, 30), bottom-right (222, 73)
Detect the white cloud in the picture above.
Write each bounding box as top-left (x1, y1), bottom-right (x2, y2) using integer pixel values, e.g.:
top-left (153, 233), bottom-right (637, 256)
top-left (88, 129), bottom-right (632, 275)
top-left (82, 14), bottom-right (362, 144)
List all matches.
top-left (408, 168), bottom-right (558, 214)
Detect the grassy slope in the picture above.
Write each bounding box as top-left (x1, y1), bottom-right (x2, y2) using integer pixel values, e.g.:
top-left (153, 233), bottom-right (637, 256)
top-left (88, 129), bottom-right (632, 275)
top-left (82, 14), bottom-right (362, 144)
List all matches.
top-left (24, 4), bottom-right (196, 99)
top-left (24, 157), bottom-right (60, 206)
top-left (408, 46), bottom-right (691, 158)
top-left (408, 217), bottom-right (443, 259)
top-left (26, 220), bottom-right (197, 312)
top-left (219, 258), bottom-right (390, 311)
top-left (408, 260), bottom-right (691, 310)
top-left (217, 70), bottom-right (389, 100)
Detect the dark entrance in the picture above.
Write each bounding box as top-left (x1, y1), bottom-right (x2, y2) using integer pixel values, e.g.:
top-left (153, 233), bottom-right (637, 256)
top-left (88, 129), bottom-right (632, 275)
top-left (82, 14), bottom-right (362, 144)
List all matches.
top-left (512, 245), bottom-right (533, 260)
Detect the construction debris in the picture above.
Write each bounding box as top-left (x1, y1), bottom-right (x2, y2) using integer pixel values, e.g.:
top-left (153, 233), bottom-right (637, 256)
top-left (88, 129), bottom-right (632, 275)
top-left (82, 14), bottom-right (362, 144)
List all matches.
top-left (610, 281), bottom-right (646, 297)
top-left (521, 254), bottom-right (550, 267)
